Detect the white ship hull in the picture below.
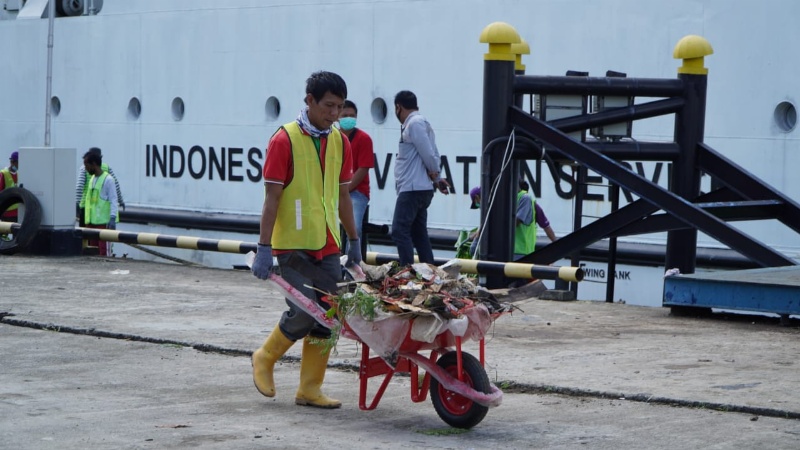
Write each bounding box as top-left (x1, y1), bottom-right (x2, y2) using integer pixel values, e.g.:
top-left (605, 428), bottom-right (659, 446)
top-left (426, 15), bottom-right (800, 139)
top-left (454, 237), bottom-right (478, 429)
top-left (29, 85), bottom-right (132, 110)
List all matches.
top-left (2, 0), bottom-right (798, 305)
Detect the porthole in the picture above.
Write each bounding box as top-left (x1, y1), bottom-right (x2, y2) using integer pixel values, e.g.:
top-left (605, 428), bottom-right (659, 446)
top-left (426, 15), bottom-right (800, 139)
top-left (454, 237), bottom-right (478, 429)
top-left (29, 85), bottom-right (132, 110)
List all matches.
top-left (171, 97), bottom-right (185, 121)
top-left (371, 97), bottom-right (388, 124)
top-left (50, 96), bottom-right (61, 117)
top-left (127, 97), bottom-right (141, 120)
top-left (773, 101), bottom-right (797, 132)
top-left (265, 96), bottom-right (280, 121)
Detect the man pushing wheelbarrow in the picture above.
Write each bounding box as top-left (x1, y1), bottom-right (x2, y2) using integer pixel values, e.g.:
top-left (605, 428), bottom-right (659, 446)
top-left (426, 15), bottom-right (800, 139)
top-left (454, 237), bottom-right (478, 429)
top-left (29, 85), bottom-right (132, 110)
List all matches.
top-left (250, 71), bottom-right (362, 409)
top-left (250, 70), bottom-right (508, 427)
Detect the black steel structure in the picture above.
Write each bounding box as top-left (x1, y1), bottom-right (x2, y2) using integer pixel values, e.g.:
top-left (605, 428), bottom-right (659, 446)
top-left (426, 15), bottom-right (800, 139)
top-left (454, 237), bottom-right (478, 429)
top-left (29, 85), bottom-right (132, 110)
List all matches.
top-left (478, 24), bottom-right (800, 305)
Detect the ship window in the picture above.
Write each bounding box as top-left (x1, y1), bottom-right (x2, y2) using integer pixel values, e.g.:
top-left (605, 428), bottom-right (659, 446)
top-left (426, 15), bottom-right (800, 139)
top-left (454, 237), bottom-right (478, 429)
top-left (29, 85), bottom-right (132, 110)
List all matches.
top-left (265, 96), bottom-right (280, 121)
top-left (127, 97), bottom-right (141, 120)
top-left (50, 96), bottom-right (61, 117)
top-left (774, 101), bottom-right (796, 132)
top-left (171, 97), bottom-right (185, 121)
top-left (371, 98), bottom-right (387, 124)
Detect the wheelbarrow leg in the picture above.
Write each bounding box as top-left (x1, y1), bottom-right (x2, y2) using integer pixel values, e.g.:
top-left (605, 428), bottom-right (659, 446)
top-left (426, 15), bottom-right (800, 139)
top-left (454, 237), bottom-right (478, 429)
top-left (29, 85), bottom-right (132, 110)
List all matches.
top-left (455, 336), bottom-right (464, 382)
top-left (358, 341), bottom-right (396, 410)
top-left (409, 349), bottom-right (440, 403)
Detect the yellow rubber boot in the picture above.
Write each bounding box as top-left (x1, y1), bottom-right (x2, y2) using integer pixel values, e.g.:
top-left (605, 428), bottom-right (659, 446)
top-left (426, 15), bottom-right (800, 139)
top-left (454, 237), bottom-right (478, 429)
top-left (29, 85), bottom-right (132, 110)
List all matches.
top-left (294, 337), bottom-right (341, 409)
top-left (251, 325), bottom-right (295, 398)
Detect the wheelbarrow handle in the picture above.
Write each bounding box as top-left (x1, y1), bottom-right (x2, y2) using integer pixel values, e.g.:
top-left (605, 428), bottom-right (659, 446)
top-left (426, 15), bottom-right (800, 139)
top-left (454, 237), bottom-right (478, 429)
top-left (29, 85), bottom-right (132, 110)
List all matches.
top-left (268, 273), bottom-right (339, 330)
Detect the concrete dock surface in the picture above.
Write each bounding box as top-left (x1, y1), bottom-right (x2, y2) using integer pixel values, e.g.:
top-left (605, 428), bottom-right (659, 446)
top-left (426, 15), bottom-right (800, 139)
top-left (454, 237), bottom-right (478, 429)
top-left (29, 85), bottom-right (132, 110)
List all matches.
top-left (2, 255), bottom-right (799, 449)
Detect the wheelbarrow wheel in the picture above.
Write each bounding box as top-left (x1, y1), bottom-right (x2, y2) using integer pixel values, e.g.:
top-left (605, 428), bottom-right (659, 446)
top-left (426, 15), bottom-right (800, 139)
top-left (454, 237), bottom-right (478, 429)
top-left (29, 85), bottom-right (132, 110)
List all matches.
top-left (430, 350), bottom-right (490, 429)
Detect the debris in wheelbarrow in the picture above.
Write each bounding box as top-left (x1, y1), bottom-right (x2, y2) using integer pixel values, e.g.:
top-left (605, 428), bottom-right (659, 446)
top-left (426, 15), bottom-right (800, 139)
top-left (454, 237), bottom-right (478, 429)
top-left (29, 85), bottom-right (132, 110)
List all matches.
top-left (258, 253), bottom-right (512, 428)
top-left (326, 260), bottom-right (514, 355)
top-left (326, 259), bottom-right (511, 428)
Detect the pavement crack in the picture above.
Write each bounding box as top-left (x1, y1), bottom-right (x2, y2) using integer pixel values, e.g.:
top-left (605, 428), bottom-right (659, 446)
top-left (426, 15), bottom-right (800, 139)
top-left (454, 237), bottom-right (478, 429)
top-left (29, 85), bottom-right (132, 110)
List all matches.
top-left (4, 316), bottom-right (800, 422)
top-left (498, 381), bottom-right (800, 420)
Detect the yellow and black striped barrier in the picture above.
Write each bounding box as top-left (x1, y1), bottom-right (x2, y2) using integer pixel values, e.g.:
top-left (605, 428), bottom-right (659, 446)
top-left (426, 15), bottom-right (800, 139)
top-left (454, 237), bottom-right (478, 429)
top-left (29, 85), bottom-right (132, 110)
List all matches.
top-left (0, 223), bottom-right (584, 282)
top-left (0, 222), bottom-right (19, 233)
top-left (72, 226), bottom-right (257, 254)
top-left (366, 252), bottom-right (584, 282)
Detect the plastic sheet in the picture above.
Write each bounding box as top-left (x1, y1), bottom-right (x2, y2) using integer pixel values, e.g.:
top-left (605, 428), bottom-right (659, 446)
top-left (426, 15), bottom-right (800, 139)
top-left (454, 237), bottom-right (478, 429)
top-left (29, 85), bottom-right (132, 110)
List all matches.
top-left (462, 304), bottom-right (492, 342)
top-left (410, 314), bottom-right (446, 343)
top-left (346, 309), bottom-right (410, 368)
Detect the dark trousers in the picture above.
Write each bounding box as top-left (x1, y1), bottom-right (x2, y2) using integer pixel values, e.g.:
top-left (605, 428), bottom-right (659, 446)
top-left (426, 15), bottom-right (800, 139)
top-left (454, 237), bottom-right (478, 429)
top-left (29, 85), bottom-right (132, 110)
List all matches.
top-left (391, 190), bottom-right (435, 266)
top-left (276, 251), bottom-right (341, 341)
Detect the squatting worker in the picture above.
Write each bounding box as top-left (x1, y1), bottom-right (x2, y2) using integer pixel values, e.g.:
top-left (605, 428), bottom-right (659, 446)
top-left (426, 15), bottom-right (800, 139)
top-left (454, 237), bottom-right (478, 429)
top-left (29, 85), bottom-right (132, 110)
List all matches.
top-left (81, 150), bottom-right (118, 257)
top-left (0, 151), bottom-right (19, 222)
top-left (514, 180), bottom-right (557, 260)
top-left (391, 90), bottom-right (450, 266)
top-left (467, 181), bottom-right (557, 260)
top-left (250, 71), bottom-right (362, 409)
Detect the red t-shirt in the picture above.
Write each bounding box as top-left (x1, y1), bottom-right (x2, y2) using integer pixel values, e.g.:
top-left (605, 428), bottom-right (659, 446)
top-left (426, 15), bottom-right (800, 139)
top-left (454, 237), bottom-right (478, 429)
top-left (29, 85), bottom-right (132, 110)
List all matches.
top-left (346, 128), bottom-right (374, 198)
top-left (262, 127), bottom-right (353, 260)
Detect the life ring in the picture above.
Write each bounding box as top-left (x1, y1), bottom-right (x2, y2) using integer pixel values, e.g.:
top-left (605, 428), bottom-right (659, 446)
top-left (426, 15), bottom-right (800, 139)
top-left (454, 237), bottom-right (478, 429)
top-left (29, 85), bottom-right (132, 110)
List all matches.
top-left (0, 187), bottom-right (43, 255)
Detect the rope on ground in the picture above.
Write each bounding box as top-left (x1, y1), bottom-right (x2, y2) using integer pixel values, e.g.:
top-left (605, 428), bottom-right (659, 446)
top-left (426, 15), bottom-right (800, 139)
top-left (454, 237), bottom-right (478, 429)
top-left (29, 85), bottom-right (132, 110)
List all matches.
top-left (124, 242), bottom-right (205, 267)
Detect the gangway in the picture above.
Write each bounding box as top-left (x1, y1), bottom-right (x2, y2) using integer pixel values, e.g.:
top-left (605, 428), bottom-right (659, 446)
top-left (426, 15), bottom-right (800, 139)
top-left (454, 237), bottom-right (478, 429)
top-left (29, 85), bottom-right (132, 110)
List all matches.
top-left (477, 22), bottom-right (800, 316)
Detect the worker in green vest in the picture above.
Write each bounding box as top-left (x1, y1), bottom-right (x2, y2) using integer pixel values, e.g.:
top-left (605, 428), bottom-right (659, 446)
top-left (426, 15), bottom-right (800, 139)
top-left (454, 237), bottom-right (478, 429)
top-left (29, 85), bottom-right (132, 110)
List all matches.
top-left (0, 151), bottom-right (19, 223)
top-left (513, 180), bottom-right (558, 260)
top-left (81, 150), bottom-right (118, 256)
top-left (76, 147), bottom-right (124, 227)
top-left (466, 181), bottom-right (557, 260)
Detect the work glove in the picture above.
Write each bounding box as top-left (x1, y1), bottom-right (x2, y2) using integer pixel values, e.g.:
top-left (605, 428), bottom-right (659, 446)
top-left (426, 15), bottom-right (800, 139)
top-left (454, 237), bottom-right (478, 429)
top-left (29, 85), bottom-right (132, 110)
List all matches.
top-left (346, 238), bottom-right (362, 267)
top-left (252, 243), bottom-right (274, 279)
top-left (107, 216), bottom-right (116, 230)
top-left (120, 203), bottom-right (126, 212)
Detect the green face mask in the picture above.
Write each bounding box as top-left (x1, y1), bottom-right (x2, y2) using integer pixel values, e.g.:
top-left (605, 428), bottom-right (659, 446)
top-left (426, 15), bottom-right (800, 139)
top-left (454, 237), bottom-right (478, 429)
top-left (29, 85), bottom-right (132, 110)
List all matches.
top-left (339, 117), bottom-right (357, 131)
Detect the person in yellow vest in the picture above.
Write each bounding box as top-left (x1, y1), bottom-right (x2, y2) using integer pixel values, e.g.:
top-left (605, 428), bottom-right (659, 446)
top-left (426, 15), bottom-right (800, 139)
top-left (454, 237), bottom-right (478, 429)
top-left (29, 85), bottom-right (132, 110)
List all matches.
top-left (76, 147), bottom-right (125, 227)
top-left (250, 71), bottom-right (361, 409)
top-left (0, 151), bottom-right (19, 223)
top-left (81, 150), bottom-right (118, 257)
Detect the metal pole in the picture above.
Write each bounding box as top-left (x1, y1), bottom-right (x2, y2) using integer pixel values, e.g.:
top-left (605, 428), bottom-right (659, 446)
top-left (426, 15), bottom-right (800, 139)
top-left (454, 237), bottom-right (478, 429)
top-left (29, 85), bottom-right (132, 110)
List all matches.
top-left (44, 0), bottom-right (56, 146)
top-left (605, 182), bottom-right (620, 302)
top-left (479, 22), bottom-right (520, 289)
top-left (665, 37), bottom-right (712, 275)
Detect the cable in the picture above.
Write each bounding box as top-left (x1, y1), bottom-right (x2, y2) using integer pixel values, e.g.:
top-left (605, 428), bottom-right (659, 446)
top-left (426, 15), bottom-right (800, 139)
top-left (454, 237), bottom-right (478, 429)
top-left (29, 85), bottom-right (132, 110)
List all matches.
top-left (471, 129), bottom-right (517, 259)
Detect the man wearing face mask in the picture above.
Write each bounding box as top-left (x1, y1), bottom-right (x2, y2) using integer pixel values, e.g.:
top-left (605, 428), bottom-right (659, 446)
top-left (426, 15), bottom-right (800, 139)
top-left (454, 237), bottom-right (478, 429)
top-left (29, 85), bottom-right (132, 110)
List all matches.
top-left (0, 151), bottom-right (19, 223)
top-left (338, 100), bottom-right (374, 249)
top-left (391, 90), bottom-right (450, 266)
top-left (250, 71), bottom-right (361, 409)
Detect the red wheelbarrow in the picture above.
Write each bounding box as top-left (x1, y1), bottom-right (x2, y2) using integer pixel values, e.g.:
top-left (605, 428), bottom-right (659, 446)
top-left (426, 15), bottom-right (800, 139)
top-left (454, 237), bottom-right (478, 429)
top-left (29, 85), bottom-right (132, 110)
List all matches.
top-left (269, 271), bottom-right (504, 429)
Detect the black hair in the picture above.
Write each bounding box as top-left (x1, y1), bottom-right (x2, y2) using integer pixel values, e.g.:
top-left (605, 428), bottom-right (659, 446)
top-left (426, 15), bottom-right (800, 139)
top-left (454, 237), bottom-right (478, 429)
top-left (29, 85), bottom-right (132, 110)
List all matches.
top-left (88, 147), bottom-right (102, 157)
top-left (306, 71), bottom-right (347, 103)
top-left (394, 90), bottom-right (418, 110)
top-left (83, 151), bottom-right (102, 166)
top-left (519, 180), bottom-right (530, 192)
top-left (343, 100), bottom-right (357, 114)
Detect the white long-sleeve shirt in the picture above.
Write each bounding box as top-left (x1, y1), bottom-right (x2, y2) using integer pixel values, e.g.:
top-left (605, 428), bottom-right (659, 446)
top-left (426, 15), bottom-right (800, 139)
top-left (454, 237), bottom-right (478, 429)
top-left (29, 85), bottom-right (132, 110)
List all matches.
top-left (394, 111), bottom-right (441, 193)
top-left (76, 165), bottom-right (124, 207)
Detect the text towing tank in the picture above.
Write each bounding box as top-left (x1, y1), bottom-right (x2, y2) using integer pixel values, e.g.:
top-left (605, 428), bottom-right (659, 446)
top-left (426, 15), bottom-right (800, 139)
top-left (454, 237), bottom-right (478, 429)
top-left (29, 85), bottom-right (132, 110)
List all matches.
top-left (2, 0), bottom-right (799, 306)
